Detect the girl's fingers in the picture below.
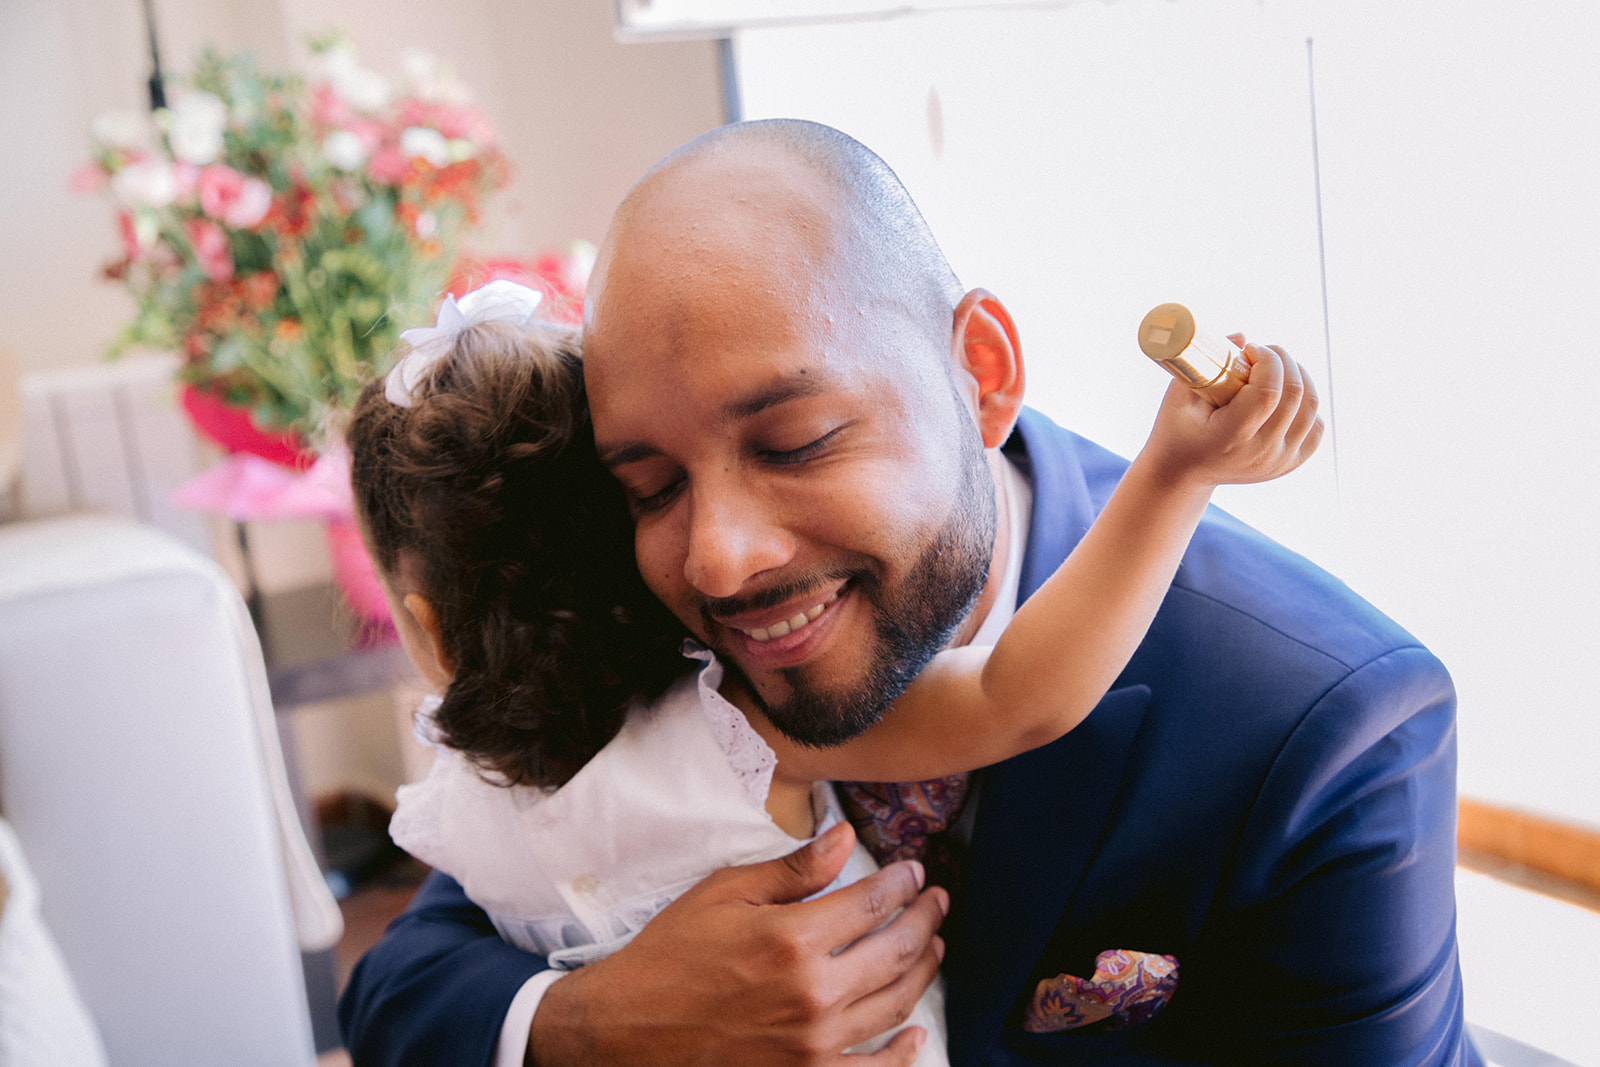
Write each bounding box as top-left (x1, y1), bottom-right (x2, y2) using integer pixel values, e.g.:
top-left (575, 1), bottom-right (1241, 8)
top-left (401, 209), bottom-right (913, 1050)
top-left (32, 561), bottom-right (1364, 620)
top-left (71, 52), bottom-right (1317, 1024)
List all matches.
top-left (1227, 343), bottom-right (1286, 436)
top-left (1284, 361), bottom-right (1323, 449)
top-left (1256, 346), bottom-right (1306, 439)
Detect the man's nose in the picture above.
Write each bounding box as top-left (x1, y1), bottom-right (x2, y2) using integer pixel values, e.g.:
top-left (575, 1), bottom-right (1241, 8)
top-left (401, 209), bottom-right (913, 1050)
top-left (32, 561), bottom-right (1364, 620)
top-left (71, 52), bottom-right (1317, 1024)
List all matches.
top-left (682, 480), bottom-right (794, 600)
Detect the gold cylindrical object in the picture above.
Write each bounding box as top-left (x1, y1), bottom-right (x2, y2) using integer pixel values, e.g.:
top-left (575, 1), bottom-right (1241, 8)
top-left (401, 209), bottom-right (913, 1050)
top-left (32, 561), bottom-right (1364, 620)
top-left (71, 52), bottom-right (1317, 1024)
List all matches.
top-left (1137, 302), bottom-right (1249, 406)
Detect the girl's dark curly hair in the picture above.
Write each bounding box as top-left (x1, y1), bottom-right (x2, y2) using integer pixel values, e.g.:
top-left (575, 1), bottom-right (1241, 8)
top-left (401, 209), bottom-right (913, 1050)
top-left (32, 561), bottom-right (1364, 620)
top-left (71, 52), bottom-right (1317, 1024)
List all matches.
top-left (345, 317), bottom-right (688, 789)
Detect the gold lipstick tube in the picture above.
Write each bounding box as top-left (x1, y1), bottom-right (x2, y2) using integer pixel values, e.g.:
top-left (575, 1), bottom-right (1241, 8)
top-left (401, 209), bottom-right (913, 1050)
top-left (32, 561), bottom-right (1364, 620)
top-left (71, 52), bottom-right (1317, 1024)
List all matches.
top-left (1137, 302), bottom-right (1249, 406)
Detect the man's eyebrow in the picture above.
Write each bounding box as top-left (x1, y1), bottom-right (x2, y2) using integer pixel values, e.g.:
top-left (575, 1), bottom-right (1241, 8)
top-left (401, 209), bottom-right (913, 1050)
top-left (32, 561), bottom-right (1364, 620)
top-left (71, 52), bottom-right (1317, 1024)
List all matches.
top-left (599, 374), bottom-right (829, 469)
top-left (724, 374), bottom-right (828, 421)
top-left (598, 440), bottom-right (660, 469)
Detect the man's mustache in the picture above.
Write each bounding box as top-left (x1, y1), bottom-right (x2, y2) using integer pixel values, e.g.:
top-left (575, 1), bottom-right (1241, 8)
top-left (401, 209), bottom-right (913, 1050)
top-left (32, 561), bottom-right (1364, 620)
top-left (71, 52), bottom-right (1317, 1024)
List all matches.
top-left (701, 568), bottom-right (865, 624)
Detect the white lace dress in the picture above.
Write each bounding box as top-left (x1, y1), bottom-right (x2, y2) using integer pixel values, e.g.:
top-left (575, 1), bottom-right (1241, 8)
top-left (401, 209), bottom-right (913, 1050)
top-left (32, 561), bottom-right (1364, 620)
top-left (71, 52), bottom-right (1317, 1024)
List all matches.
top-left (390, 647), bottom-right (948, 1064)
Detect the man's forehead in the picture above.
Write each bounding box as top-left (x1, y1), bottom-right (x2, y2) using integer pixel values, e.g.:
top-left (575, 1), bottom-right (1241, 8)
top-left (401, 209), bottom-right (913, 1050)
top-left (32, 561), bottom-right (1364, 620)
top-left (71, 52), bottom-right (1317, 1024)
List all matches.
top-left (627, 161), bottom-right (837, 262)
top-left (584, 153), bottom-right (855, 378)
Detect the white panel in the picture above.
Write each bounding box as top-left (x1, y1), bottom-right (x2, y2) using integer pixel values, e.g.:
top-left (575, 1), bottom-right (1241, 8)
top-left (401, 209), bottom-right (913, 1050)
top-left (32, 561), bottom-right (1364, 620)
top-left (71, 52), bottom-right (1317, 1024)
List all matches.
top-left (123, 375), bottom-right (210, 554)
top-left (55, 387), bottom-right (141, 518)
top-left (1292, 0), bottom-right (1600, 821)
top-left (15, 355), bottom-right (210, 555)
top-left (17, 386), bottom-right (73, 516)
top-left (733, 0), bottom-right (1600, 824)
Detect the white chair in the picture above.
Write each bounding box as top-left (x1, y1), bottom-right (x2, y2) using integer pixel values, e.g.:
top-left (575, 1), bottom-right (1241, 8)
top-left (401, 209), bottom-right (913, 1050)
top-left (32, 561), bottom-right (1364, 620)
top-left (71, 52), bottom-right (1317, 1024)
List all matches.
top-left (0, 515), bottom-right (340, 1067)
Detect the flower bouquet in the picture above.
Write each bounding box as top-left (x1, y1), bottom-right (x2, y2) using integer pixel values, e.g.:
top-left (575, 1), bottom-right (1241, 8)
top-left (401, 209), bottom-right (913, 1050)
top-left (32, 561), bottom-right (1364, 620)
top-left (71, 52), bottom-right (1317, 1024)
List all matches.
top-left (78, 35), bottom-right (514, 449)
top-left (79, 37), bottom-right (590, 635)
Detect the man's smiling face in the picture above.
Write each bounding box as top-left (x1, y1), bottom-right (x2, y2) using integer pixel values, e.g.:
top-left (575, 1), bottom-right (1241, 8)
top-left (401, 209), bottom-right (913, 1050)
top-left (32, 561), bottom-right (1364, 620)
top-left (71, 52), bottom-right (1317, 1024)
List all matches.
top-left (583, 147), bottom-right (995, 747)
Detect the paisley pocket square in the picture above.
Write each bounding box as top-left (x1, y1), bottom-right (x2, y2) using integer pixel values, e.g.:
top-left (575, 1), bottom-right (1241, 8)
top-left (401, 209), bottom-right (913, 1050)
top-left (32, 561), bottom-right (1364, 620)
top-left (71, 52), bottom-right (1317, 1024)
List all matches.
top-left (1023, 949), bottom-right (1179, 1033)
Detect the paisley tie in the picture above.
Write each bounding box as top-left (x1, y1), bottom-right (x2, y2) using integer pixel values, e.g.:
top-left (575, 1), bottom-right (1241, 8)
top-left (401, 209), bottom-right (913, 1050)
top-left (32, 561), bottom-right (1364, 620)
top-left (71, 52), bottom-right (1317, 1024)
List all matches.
top-left (837, 774), bottom-right (971, 889)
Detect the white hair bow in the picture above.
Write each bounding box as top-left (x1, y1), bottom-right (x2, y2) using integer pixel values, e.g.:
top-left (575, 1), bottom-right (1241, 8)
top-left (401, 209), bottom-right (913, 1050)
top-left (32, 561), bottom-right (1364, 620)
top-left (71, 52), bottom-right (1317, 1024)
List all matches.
top-left (385, 279), bottom-right (545, 407)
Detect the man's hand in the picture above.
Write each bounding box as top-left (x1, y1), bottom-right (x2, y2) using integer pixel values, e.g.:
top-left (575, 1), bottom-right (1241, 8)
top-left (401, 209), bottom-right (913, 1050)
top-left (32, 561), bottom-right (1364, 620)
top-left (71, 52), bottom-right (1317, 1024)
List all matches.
top-left (528, 822), bottom-right (948, 1066)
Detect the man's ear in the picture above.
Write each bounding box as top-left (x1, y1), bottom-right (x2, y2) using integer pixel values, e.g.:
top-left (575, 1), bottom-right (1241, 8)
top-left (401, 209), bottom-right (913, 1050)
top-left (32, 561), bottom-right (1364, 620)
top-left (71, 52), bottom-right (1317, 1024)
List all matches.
top-left (951, 288), bottom-right (1026, 449)
top-left (401, 592), bottom-right (456, 689)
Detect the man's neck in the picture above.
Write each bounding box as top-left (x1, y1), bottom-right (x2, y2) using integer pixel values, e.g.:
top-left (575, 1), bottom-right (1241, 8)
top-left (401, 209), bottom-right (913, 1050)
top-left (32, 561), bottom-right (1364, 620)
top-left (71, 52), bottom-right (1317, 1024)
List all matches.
top-left (951, 447), bottom-right (1014, 649)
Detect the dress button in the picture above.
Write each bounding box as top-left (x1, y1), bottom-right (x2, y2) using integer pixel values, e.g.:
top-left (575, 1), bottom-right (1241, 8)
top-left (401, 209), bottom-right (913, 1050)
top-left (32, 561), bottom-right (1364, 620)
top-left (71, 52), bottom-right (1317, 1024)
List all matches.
top-left (572, 873), bottom-right (599, 896)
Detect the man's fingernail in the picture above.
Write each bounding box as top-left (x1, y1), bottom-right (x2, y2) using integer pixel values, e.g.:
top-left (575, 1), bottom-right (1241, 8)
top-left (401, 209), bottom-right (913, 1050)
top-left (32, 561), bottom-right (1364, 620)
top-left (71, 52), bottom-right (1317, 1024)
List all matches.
top-left (935, 936), bottom-right (946, 962)
top-left (937, 889), bottom-right (950, 916)
top-left (913, 1029), bottom-right (927, 1053)
top-left (909, 860), bottom-right (925, 890)
top-left (813, 822), bottom-right (848, 852)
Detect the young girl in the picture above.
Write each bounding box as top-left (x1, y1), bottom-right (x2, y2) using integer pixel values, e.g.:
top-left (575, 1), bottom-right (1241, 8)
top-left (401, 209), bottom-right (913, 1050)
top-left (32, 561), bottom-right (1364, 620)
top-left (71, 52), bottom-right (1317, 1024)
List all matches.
top-left (346, 281), bottom-right (1319, 1063)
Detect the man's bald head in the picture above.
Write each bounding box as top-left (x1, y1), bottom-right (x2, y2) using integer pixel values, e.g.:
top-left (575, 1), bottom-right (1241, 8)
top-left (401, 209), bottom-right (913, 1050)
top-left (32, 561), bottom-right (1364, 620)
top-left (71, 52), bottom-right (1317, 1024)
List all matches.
top-left (588, 119), bottom-right (964, 348)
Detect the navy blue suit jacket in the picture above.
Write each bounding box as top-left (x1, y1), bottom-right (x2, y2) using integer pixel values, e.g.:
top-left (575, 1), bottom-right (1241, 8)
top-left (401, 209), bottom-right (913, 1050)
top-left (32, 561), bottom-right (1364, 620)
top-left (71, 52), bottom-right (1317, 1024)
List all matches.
top-left (340, 408), bottom-right (1478, 1066)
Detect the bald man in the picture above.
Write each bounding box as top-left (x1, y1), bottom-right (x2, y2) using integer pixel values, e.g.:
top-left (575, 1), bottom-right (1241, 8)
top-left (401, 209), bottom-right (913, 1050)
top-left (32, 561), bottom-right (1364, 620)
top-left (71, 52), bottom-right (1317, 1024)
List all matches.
top-left (341, 121), bottom-right (1477, 1066)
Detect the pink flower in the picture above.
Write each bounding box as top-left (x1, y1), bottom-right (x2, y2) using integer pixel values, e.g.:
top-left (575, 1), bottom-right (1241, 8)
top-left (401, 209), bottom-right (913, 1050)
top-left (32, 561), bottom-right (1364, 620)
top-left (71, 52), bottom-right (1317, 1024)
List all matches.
top-left (197, 165), bottom-right (243, 217)
top-left (398, 99), bottom-right (493, 143)
top-left (116, 212), bottom-right (144, 259)
top-left (186, 218), bottom-right (234, 282)
top-left (229, 177), bottom-right (272, 227)
top-left (366, 146), bottom-right (410, 184)
top-left (197, 165), bottom-right (272, 228)
top-left (347, 118), bottom-right (385, 151)
top-left (310, 84), bottom-right (352, 128)
top-left (69, 162), bottom-right (108, 194)
top-left (432, 104), bottom-right (493, 143)
top-left (173, 162), bottom-right (199, 202)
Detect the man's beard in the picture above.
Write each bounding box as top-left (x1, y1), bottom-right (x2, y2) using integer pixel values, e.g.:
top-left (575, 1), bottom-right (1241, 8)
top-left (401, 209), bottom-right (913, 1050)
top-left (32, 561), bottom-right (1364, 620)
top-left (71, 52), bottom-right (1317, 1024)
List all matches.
top-left (741, 426), bottom-right (997, 749)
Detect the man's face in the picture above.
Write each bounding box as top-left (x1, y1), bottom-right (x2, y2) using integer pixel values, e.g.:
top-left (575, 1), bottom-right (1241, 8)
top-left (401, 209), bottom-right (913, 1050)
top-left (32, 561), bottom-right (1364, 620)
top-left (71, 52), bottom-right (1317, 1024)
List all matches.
top-left (585, 158), bottom-right (995, 746)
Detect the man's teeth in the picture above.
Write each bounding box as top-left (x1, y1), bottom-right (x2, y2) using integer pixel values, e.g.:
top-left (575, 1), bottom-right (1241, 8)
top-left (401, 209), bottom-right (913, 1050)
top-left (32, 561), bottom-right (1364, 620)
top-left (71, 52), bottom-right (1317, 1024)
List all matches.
top-left (743, 592), bottom-right (839, 642)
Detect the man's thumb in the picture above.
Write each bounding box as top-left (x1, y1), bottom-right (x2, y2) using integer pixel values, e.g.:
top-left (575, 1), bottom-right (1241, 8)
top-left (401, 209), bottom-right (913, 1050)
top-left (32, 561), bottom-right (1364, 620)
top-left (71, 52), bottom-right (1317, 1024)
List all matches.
top-left (762, 821), bottom-right (856, 904)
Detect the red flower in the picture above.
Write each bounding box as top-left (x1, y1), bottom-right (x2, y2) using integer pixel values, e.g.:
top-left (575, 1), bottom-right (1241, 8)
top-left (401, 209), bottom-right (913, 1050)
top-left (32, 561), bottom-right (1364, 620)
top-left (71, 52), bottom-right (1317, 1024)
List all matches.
top-left (183, 332), bottom-right (211, 360)
top-left (242, 270), bottom-right (278, 311)
top-left (264, 185), bottom-right (317, 239)
top-left (186, 219), bottom-right (234, 282)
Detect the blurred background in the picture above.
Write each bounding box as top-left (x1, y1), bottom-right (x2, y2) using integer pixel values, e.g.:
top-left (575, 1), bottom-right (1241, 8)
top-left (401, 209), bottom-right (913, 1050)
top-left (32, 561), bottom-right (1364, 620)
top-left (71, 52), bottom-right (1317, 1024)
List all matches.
top-left (1, 1), bottom-right (1595, 1064)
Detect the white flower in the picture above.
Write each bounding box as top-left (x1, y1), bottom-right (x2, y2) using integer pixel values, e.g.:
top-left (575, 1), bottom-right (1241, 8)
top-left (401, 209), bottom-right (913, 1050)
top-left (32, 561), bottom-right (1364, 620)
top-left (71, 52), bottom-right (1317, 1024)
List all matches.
top-left (166, 91), bottom-right (228, 165)
top-left (90, 110), bottom-right (151, 151)
top-left (398, 48), bottom-right (440, 85)
top-left (321, 130), bottom-right (369, 171)
top-left (111, 159), bottom-right (179, 208)
top-left (414, 209), bottom-right (438, 239)
top-left (387, 281), bottom-right (545, 407)
top-left (398, 48), bottom-right (473, 105)
top-left (313, 44), bottom-right (392, 113)
top-left (400, 126), bottom-right (450, 168)
top-left (132, 210), bottom-right (161, 250)
top-left (339, 66), bottom-right (393, 112)
top-left (563, 239), bottom-right (599, 293)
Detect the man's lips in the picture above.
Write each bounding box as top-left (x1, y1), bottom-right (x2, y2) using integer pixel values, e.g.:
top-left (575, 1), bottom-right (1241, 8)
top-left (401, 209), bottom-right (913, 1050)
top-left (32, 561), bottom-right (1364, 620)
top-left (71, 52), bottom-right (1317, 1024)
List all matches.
top-left (708, 583), bottom-right (851, 668)
top-left (726, 589), bottom-right (841, 643)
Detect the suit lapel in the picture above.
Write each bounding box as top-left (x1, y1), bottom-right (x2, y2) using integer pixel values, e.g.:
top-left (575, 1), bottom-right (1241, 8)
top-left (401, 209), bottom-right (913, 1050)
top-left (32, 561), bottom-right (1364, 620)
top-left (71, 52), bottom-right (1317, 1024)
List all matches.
top-left (944, 685), bottom-right (1152, 1064)
top-left (943, 411), bottom-right (1151, 1065)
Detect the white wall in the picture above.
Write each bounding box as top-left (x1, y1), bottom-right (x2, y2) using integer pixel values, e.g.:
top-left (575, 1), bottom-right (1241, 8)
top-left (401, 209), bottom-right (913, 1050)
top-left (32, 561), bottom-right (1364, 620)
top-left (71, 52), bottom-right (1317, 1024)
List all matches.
top-left (734, 0), bottom-right (1600, 828)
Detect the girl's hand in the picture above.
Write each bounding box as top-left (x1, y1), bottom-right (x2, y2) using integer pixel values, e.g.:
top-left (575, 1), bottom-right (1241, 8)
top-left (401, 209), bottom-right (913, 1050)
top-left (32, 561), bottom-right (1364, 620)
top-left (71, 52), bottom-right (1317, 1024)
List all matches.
top-left (1141, 337), bottom-right (1325, 490)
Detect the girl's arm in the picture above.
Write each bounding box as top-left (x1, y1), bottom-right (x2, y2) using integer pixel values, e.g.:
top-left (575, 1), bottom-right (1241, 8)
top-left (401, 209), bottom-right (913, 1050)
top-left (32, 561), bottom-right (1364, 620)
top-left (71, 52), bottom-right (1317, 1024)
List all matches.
top-left (761, 341), bottom-right (1324, 784)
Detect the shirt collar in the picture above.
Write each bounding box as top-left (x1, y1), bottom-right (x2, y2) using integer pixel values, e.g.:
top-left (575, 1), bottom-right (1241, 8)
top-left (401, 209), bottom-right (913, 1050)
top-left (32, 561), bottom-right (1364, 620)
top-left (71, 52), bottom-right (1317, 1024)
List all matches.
top-left (967, 453), bottom-right (1032, 648)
